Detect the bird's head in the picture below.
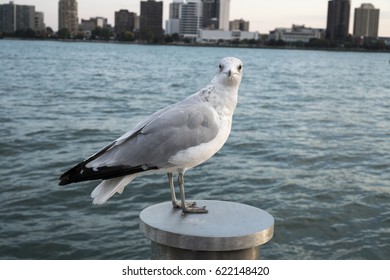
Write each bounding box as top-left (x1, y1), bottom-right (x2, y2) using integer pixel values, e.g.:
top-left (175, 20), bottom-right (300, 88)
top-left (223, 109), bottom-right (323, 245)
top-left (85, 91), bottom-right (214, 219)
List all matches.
top-left (215, 57), bottom-right (243, 87)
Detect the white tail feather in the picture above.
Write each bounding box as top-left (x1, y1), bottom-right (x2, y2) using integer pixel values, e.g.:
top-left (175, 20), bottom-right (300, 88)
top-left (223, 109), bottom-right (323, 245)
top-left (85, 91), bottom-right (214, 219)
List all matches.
top-left (91, 175), bottom-right (136, 205)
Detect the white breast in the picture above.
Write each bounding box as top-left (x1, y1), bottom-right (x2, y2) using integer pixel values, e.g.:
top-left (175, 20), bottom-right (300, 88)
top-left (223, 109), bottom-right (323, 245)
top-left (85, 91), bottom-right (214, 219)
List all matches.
top-left (168, 115), bottom-right (232, 171)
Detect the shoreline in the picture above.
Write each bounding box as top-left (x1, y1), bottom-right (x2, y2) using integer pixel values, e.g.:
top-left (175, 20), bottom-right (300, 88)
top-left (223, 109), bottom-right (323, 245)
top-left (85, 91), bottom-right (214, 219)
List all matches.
top-left (2, 37), bottom-right (390, 53)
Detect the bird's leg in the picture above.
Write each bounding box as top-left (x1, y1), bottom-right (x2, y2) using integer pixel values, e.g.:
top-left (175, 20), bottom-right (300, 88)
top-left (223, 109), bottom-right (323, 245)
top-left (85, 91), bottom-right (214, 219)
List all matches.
top-left (168, 172), bottom-right (181, 209)
top-left (178, 172), bottom-right (208, 214)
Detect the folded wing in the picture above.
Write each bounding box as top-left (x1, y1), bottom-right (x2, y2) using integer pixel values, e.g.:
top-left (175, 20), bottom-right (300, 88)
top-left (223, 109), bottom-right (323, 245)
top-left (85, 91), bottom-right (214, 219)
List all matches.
top-left (59, 101), bottom-right (219, 186)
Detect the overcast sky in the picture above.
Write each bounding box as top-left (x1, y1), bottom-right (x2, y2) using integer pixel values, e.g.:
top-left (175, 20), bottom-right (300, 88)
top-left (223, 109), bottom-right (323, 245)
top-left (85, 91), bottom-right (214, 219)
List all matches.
top-left (9, 0), bottom-right (390, 36)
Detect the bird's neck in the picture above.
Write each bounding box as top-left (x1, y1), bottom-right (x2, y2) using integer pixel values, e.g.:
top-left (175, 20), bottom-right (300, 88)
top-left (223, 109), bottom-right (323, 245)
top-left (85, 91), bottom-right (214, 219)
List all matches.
top-left (204, 81), bottom-right (239, 118)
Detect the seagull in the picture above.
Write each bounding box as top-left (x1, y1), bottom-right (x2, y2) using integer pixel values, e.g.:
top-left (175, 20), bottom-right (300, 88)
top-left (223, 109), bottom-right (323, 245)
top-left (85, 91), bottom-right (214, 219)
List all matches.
top-left (59, 57), bottom-right (243, 214)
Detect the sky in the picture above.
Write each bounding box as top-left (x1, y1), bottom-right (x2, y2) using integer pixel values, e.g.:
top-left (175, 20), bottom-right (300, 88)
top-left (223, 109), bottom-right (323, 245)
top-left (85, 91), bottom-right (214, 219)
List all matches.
top-left (6, 0), bottom-right (390, 36)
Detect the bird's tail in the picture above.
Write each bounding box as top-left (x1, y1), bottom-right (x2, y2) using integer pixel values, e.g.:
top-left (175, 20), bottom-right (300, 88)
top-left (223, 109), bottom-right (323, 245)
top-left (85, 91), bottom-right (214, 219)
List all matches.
top-left (91, 175), bottom-right (136, 205)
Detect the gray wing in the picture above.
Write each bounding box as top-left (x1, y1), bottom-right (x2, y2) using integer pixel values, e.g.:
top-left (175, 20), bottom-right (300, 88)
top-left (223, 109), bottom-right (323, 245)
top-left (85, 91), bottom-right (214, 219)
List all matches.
top-left (59, 101), bottom-right (219, 185)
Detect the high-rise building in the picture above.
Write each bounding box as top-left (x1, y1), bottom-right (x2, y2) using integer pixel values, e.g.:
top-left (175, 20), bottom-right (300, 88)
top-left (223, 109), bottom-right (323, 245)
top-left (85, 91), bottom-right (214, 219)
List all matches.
top-left (219, 0), bottom-right (230, 31)
top-left (140, 0), bottom-right (163, 40)
top-left (166, 0), bottom-right (183, 35)
top-left (166, 0), bottom-right (231, 36)
top-left (179, 0), bottom-right (203, 37)
top-left (170, 0), bottom-right (182, 19)
top-left (35, 12), bottom-right (45, 32)
top-left (326, 0), bottom-right (351, 41)
top-left (230, 19), bottom-right (249, 31)
top-left (16, 4), bottom-right (35, 31)
top-left (81, 17), bottom-right (108, 32)
top-left (202, 0), bottom-right (219, 29)
top-left (115, 9), bottom-right (137, 34)
top-left (353, 3), bottom-right (380, 37)
top-left (58, 0), bottom-right (78, 35)
top-left (0, 2), bottom-right (16, 33)
top-left (0, 2), bottom-right (36, 33)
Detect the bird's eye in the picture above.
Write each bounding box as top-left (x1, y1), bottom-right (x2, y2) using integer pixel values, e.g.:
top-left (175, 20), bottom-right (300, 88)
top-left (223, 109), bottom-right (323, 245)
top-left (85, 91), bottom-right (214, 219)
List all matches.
top-left (238, 64), bottom-right (242, 71)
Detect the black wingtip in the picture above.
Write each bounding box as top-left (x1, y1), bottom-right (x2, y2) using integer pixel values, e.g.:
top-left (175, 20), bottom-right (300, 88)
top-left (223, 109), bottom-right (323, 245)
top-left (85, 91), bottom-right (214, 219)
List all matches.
top-left (58, 178), bottom-right (69, 186)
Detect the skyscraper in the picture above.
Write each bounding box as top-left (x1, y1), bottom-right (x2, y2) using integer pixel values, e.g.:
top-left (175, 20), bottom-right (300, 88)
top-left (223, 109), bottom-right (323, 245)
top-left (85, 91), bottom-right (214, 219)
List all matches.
top-left (353, 3), bottom-right (380, 37)
top-left (140, 0), bottom-right (163, 40)
top-left (202, 0), bottom-right (219, 29)
top-left (170, 0), bottom-right (182, 19)
top-left (326, 0), bottom-right (351, 41)
top-left (58, 0), bottom-right (78, 35)
top-left (230, 19), bottom-right (249, 31)
top-left (115, 10), bottom-right (136, 34)
top-left (166, 0), bottom-right (182, 35)
top-left (35, 12), bottom-right (46, 32)
top-left (0, 2), bottom-right (36, 33)
top-left (219, 0), bottom-right (230, 31)
top-left (179, 0), bottom-right (202, 37)
top-left (0, 2), bottom-right (16, 33)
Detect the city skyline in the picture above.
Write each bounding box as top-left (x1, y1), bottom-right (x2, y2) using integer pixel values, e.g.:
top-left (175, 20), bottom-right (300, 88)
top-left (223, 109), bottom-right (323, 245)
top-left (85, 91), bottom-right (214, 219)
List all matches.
top-left (2, 0), bottom-right (389, 36)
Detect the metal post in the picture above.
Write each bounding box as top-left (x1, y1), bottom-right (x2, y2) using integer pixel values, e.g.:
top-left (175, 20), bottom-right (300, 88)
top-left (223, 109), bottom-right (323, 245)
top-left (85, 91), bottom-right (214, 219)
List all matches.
top-left (139, 200), bottom-right (274, 260)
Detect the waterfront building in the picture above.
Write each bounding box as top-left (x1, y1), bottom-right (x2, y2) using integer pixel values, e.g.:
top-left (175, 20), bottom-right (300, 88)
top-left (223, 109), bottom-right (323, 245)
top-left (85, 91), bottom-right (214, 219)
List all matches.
top-left (140, 0), bottom-right (163, 40)
top-left (230, 19), bottom-right (249, 31)
top-left (179, 0), bottom-right (203, 38)
top-left (166, 18), bottom-right (180, 35)
top-left (202, 0), bottom-right (219, 29)
top-left (16, 4), bottom-right (35, 31)
top-left (0, 2), bottom-right (36, 33)
top-left (115, 9), bottom-right (137, 34)
top-left (166, 0), bottom-right (231, 37)
top-left (81, 17), bottom-right (108, 34)
top-left (198, 29), bottom-right (258, 43)
top-left (165, 0), bottom-right (182, 34)
top-left (34, 11), bottom-right (45, 32)
top-left (58, 0), bottom-right (78, 35)
top-left (269, 24), bottom-right (324, 43)
top-left (0, 2), bottom-right (16, 33)
top-left (218, 0), bottom-right (230, 31)
top-left (170, 0), bottom-right (182, 19)
top-left (326, 0), bottom-right (351, 41)
top-left (353, 3), bottom-right (379, 37)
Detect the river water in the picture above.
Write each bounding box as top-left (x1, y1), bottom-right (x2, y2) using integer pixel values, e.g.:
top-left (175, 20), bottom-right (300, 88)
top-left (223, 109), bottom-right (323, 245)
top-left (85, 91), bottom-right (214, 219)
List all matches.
top-left (0, 40), bottom-right (389, 259)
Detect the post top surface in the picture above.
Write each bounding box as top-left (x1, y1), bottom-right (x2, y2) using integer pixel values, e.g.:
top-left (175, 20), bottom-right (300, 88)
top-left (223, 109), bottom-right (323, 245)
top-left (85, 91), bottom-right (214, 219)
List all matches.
top-left (139, 200), bottom-right (274, 251)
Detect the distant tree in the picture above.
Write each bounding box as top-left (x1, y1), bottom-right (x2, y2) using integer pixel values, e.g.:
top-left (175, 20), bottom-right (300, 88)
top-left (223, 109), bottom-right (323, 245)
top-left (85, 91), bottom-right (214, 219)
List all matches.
top-left (164, 34), bottom-right (174, 43)
top-left (165, 33), bottom-right (182, 43)
top-left (25, 28), bottom-right (37, 38)
top-left (183, 37), bottom-right (193, 44)
top-left (293, 40), bottom-right (305, 48)
top-left (74, 32), bottom-right (85, 40)
top-left (14, 29), bottom-right (25, 37)
top-left (268, 39), bottom-right (285, 46)
top-left (57, 28), bottom-right (70, 39)
top-left (117, 31), bottom-right (134, 42)
top-left (46, 27), bottom-right (54, 38)
top-left (91, 27), bottom-right (112, 40)
top-left (247, 39), bottom-right (260, 45)
top-left (306, 38), bottom-right (329, 48)
top-left (12, 29), bottom-right (36, 38)
top-left (363, 39), bottom-right (388, 50)
top-left (139, 28), bottom-right (163, 43)
top-left (231, 39), bottom-right (240, 45)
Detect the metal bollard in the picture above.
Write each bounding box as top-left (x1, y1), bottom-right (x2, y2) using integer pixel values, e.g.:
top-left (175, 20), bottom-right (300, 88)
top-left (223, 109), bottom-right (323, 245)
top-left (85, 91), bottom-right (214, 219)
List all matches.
top-left (139, 200), bottom-right (274, 260)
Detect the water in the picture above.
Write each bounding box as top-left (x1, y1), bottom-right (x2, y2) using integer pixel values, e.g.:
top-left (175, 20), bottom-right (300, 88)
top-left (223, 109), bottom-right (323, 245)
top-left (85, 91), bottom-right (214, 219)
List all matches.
top-left (0, 40), bottom-right (389, 260)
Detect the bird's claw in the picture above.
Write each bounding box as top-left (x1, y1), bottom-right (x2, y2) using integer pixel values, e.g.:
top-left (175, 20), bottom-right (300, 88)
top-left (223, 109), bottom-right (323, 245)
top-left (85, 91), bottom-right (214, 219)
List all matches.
top-left (172, 200), bottom-right (208, 214)
top-left (182, 205), bottom-right (208, 215)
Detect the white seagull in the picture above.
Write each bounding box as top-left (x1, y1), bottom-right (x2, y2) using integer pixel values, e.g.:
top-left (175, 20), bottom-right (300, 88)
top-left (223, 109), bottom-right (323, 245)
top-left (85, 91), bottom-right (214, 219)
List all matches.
top-left (59, 57), bottom-right (243, 213)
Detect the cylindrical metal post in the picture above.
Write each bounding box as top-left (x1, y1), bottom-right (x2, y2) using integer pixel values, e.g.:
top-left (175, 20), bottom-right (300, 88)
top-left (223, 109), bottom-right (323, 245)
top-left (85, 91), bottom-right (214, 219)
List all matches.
top-left (139, 200), bottom-right (274, 260)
